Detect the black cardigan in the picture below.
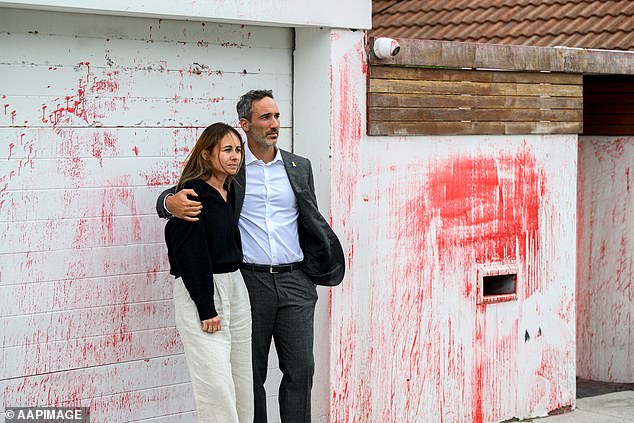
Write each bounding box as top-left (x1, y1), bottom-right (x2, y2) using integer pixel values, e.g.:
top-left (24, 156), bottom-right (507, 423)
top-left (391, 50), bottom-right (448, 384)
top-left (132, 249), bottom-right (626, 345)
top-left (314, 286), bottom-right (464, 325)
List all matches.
top-left (164, 178), bottom-right (243, 320)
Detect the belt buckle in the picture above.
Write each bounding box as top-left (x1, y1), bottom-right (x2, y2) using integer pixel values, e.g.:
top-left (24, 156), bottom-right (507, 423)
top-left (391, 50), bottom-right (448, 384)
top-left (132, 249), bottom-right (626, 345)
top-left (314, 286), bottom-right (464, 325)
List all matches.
top-left (269, 265), bottom-right (279, 274)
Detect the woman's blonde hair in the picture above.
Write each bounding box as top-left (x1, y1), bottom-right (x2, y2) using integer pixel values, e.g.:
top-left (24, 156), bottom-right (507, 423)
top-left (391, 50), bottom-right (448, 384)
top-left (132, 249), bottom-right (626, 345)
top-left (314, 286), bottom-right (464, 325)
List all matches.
top-left (177, 122), bottom-right (244, 191)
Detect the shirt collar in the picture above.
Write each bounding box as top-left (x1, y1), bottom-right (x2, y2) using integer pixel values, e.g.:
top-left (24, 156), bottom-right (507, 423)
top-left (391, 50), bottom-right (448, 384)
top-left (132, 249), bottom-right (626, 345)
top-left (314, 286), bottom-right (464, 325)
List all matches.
top-left (244, 141), bottom-right (283, 166)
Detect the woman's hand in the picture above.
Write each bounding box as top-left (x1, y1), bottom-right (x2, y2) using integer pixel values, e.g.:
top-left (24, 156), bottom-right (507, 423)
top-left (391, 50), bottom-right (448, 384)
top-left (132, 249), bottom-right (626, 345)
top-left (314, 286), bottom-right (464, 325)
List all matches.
top-left (201, 316), bottom-right (222, 333)
top-left (166, 189), bottom-right (202, 221)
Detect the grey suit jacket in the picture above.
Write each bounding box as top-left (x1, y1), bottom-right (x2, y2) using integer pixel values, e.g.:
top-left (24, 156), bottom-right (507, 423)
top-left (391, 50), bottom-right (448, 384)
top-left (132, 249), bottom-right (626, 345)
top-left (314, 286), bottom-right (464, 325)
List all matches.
top-left (157, 149), bottom-right (345, 287)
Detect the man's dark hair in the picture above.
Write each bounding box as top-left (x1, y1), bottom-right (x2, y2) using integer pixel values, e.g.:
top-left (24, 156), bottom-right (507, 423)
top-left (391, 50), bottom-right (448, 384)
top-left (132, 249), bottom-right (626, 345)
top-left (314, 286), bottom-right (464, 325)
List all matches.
top-left (237, 89), bottom-right (274, 120)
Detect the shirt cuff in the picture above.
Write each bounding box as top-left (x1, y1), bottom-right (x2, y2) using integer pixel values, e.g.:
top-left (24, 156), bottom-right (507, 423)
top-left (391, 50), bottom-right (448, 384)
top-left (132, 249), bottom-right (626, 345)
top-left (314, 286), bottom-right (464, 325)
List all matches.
top-left (163, 193), bottom-right (174, 219)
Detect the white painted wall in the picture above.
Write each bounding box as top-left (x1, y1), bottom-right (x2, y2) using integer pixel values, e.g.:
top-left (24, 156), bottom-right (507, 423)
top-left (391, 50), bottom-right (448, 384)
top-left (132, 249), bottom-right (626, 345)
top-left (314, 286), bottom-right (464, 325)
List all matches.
top-left (0, 0), bottom-right (371, 29)
top-left (293, 26), bottom-right (340, 423)
top-left (0, 7), bottom-right (293, 421)
top-left (577, 136), bottom-right (634, 383)
top-left (326, 30), bottom-right (578, 422)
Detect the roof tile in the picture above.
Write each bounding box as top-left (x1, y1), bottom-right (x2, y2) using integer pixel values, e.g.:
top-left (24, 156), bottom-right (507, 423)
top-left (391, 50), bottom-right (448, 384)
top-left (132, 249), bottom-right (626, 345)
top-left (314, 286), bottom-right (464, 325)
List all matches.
top-left (372, 0), bottom-right (634, 51)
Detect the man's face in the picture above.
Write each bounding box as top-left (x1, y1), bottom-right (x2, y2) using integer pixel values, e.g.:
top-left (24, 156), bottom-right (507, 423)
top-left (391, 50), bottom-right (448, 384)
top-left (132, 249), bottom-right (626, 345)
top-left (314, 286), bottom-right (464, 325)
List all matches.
top-left (241, 97), bottom-right (280, 149)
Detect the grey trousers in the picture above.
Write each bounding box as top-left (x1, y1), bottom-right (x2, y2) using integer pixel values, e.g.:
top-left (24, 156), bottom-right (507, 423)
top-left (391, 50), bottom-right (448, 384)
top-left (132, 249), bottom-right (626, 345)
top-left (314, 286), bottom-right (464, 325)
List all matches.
top-left (241, 267), bottom-right (318, 423)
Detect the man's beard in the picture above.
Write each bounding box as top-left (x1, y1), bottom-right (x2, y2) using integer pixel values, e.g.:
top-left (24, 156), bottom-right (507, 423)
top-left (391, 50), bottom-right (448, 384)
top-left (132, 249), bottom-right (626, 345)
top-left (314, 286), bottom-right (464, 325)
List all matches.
top-left (252, 129), bottom-right (278, 147)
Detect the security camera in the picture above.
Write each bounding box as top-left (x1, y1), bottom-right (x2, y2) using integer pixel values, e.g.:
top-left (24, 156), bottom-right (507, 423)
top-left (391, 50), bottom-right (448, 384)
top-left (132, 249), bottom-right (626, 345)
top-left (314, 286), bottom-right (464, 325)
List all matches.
top-left (373, 37), bottom-right (401, 59)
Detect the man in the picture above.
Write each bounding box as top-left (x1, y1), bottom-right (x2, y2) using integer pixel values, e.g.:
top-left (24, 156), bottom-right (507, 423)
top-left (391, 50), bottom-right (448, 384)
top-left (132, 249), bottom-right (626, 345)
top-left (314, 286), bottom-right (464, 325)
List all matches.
top-left (156, 89), bottom-right (345, 422)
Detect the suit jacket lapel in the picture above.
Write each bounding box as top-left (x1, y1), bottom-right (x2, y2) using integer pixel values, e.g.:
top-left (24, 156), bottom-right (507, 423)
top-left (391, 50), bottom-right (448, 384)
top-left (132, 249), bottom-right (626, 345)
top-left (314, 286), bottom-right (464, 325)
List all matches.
top-left (281, 149), bottom-right (304, 195)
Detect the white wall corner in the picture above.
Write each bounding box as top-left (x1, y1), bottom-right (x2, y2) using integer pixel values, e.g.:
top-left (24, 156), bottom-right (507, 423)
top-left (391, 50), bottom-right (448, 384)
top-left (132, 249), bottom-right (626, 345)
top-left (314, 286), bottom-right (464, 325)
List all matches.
top-left (294, 26), bottom-right (367, 422)
top-left (293, 26), bottom-right (334, 423)
top-left (293, 27), bottom-right (333, 212)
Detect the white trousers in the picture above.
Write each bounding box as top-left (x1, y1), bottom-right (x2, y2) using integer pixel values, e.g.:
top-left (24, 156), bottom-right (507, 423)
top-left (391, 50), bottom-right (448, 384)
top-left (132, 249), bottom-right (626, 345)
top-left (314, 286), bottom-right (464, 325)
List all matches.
top-left (174, 271), bottom-right (254, 423)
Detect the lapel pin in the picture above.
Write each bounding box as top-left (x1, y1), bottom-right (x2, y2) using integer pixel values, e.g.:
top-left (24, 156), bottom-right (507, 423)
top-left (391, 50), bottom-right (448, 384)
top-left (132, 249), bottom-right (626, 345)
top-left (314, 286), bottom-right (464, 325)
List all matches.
top-left (291, 161), bottom-right (296, 167)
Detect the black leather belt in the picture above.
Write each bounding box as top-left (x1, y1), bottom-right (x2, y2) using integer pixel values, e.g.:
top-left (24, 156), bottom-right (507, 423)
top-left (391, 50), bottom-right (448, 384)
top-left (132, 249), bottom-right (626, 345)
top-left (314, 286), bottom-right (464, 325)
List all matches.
top-left (241, 262), bottom-right (304, 274)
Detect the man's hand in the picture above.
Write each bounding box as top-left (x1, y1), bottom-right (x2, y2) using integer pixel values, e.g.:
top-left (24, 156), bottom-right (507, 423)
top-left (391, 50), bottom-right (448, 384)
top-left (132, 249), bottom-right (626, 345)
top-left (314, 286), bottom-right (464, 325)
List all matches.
top-left (166, 189), bottom-right (202, 221)
top-left (201, 316), bottom-right (222, 333)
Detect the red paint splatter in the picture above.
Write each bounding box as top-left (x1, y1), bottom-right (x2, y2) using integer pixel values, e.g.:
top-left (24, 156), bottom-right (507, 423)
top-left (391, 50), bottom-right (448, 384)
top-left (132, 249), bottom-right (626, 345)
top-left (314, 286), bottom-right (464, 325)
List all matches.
top-left (49, 92), bottom-right (88, 126)
top-left (91, 144), bottom-right (102, 164)
top-left (330, 40), bottom-right (367, 423)
top-left (132, 146), bottom-right (139, 156)
top-left (389, 150), bottom-right (546, 421)
top-left (473, 309), bottom-right (486, 423)
top-left (577, 136), bottom-right (634, 383)
top-left (100, 175), bottom-right (142, 245)
top-left (476, 318), bottom-right (520, 422)
top-left (171, 128), bottom-right (197, 155)
top-left (407, 151), bottom-right (544, 266)
top-left (331, 321), bottom-right (362, 423)
top-left (333, 47), bottom-right (363, 218)
top-left (60, 157), bottom-right (84, 180)
top-left (140, 168), bottom-right (180, 187)
top-left (46, 62), bottom-right (98, 126)
top-left (10, 110), bottom-right (16, 124)
top-left (361, 33), bottom-right (369, 75)
top-left (72, 218), bottom-right (90, 248)
top-left (104, 132), bottom-right (116, 148)
top-left (91, 132), bottom-right (119, 167)
top-left (91, 71), bottom-right (120, 93)
top-left (92, 79), bottom-right (119, 92)
top-left (8, 143), bottom-right (14, 160)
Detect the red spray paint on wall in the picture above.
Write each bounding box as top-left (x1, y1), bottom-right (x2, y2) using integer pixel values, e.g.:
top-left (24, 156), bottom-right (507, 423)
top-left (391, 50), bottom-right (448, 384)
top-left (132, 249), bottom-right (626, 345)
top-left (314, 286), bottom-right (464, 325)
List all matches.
top-left (577, 136), bottom-right (634, 383)
top-left (330, 40), bottom-right (366, 423)
top-left (91, 131), bottom-right (119, 167)
top-left (407, 151), bottom-right (543, 267)
top-left (100, 175), bottom-right (142, 246)
top-left (403, 150), bottom-right (544, 422)
top-left (331, 130), bottom-right (549, 420)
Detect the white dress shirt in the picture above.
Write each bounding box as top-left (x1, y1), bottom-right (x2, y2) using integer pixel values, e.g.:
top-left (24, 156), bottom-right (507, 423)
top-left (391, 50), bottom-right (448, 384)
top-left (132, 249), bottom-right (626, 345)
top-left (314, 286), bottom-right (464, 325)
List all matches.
top-left (238, 142), bottom-right (304, 265)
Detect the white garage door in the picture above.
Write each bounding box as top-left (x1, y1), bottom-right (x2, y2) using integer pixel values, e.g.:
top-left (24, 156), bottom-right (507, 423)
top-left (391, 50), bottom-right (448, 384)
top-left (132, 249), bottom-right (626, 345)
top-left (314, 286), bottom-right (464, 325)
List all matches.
top-left (0, 7), bottom-right (292, 421)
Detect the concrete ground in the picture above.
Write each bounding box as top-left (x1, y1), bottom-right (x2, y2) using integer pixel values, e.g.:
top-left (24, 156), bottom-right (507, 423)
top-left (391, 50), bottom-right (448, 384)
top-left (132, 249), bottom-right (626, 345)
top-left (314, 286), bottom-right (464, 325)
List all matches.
top-left (529, 379), bottom-right (634, 423)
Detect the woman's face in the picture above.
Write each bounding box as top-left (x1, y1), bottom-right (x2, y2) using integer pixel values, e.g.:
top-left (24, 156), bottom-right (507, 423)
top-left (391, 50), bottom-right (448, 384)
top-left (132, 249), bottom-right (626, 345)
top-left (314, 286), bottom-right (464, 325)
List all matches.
top-left (206, 132), bottom-right (242, 178)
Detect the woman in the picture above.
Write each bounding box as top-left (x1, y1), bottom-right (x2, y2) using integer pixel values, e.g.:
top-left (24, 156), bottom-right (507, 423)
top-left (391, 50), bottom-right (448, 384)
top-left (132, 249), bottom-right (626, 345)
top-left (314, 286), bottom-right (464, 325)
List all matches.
top-left (164, 122), bottom-right (252, 422)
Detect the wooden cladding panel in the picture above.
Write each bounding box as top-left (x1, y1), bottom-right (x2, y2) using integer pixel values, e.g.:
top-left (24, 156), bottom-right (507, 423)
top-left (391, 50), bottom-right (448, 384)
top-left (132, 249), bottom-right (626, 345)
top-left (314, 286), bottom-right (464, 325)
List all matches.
top-left (369, 107), bottom-right (582, 122)
top-left (584, 75), bottom-right (634, 135)
top-left (370, 121), bottom-right (581, 136)
top-left (369, 38), bottom-right (634, 75)
top-left (369, 93), bottom-right (582, 109)
top-left (368, 65), bottom-right (583, 136)
top-left (369, 65), bottom-right (582, 84)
